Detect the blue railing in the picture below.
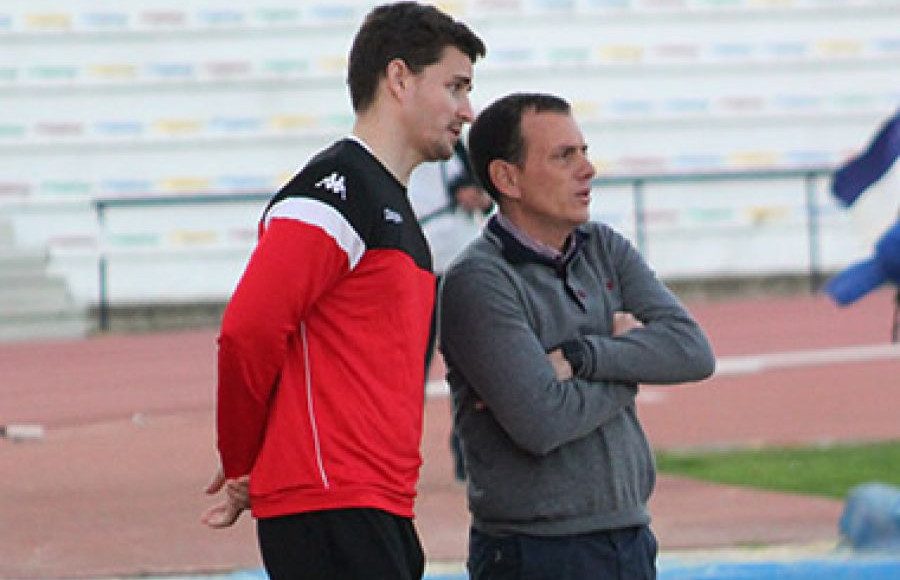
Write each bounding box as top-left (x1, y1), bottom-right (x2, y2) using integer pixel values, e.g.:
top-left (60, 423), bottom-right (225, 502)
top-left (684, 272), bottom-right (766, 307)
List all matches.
top-left (92, 165), bottom-right (835, 331)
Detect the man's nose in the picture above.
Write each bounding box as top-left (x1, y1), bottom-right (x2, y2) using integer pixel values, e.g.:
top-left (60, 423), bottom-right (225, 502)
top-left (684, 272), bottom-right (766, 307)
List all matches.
top-left (580, 154), bottom-right (596, 180)
top-left (459, 95), bottom-right (475, 123)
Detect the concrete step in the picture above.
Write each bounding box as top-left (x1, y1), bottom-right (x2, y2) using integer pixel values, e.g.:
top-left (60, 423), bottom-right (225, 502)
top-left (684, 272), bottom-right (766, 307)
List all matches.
top-left (0, 271), bottom-right (69, 287)
top-left (0, 280), bottom-right (72, 316)
top-left (0, 249), bottom-right (50, 277)
top-left (0, 221), bottom-right (14, 247)
top-left (0, 312), bottom-right (93, 342)
top-left (0, 236), bottom-right (91, 342)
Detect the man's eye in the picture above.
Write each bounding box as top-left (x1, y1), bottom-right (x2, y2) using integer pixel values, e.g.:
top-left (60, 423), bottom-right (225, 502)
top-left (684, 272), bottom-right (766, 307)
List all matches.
top-left (560, 147), bottom-right (588, 161)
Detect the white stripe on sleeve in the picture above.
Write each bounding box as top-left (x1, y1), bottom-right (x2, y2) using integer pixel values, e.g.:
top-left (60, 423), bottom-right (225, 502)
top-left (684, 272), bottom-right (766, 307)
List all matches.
top-left (265, 197), bottom-right (366, 269)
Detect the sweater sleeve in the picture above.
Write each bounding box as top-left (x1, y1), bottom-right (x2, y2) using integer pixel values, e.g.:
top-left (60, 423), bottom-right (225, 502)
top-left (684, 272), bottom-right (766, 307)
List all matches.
top-left (439, 259), bottom-right (637, 457)
top-left (578, 230), bottom-right (716, 385)
top-left (216, 213), bottom-right (358, 478)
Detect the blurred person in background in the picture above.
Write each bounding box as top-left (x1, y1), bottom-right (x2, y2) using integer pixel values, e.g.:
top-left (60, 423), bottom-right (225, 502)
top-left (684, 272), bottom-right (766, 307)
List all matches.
top-left (439, 92), bottom-right (715, 580)
top-left (200, 3), bottom-right (485, 580)
top-left (410, 140), bottom-right (493, 281)
top-left (408, 139), bottom-right (492, 481)
top-left (826, 108), bottom-right (900, 341)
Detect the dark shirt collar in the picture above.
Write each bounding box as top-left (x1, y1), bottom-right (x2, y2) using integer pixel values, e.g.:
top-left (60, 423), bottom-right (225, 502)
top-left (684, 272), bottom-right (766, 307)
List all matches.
top-left (489, 214), bottom-right (588, 271)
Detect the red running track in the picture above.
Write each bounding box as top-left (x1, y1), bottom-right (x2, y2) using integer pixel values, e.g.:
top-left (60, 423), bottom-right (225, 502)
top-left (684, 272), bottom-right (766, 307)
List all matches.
top-left (1, 288), bottom-right (898, 578)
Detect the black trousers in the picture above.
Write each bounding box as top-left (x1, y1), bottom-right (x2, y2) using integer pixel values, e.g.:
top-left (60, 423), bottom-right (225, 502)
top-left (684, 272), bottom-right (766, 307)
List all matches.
top-left (468, 525), bottom-right (658, 580)
top-left (257, 508), bottom-right (424, 580)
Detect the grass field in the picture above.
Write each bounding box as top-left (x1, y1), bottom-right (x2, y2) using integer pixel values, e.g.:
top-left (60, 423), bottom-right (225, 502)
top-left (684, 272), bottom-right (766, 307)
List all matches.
top-left (655, 440), bottom-right (900, 499)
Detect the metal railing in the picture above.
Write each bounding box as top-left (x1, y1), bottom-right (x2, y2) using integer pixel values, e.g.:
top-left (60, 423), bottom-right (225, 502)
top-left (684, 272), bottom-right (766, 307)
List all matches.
top-left (597, 165), bottom-right (835, 286)
top-left (92, 193), bottom-right (270, 330)
top-left (91, 165), bottom-right (835, 331)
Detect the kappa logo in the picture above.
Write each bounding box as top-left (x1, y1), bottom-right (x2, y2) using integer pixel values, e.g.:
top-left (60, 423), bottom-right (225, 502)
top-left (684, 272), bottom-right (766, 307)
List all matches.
top-left (383, 208), bottom-right (404, 224)
top-left (315, 172), bottom-right (347, 200)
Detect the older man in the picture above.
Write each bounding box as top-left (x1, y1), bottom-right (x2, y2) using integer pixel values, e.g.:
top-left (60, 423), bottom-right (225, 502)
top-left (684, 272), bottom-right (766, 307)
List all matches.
top-left (439, 93), bottom-right (715, 579)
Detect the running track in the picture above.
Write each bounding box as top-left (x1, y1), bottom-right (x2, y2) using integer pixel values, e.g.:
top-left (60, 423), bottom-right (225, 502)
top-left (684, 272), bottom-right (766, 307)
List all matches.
top-left (1, 288), bottom-right (898, 579)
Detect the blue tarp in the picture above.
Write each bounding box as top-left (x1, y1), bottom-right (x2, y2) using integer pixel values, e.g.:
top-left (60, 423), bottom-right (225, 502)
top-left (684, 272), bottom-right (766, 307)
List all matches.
top-left (840, 482), bottom-right (900, 551)
top-left (657, 557), bottom-right (900, 580)
top-left (218, 557), bottom-right (900, 580)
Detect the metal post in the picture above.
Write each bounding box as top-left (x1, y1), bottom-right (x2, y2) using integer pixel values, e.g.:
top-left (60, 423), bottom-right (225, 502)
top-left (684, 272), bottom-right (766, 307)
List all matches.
top-left (96, 202), bottom-right (109, 332)
top-left (804, 172), bottom-right (822, 293)
top-left (633, 179), bottom-right (647, 255)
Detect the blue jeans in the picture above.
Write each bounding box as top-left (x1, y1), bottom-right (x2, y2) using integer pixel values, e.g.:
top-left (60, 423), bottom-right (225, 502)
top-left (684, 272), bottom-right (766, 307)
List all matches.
top-left (468, 525), bottom-right (657, 580)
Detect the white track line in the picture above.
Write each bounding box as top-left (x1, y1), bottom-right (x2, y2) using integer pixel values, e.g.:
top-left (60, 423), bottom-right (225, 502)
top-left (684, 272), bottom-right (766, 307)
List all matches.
top-left (714, 342), bottom-right (900, 377)
top-left (426, 343), bottom-right (900, 397)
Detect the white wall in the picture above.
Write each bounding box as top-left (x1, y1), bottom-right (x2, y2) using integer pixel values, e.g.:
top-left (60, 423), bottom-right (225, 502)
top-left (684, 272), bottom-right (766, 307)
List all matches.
top-left (1, 0), bottom-right (897, 304)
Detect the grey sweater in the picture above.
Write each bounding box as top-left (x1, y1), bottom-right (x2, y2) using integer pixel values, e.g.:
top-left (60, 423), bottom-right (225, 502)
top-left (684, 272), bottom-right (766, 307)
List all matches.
top-left (438, 217), bottom-right (715, 536)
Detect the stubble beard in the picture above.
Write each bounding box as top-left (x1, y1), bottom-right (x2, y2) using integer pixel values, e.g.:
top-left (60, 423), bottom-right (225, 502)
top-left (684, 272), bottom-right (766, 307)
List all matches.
top-left (420, 128), bottom-right (457, 163)
top-left (423, 142), bottom-right (454, 163)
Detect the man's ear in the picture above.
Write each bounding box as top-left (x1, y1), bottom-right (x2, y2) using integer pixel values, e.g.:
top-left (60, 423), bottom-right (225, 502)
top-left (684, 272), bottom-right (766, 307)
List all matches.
top-left (488, 159), bottom-right (521, 199)
top-left (384, 58), bottom-right (411, 101)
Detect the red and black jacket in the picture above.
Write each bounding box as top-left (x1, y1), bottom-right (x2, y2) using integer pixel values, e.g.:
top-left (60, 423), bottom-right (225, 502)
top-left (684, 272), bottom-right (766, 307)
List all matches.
top-left (217, 138), bottom-right (434, 519)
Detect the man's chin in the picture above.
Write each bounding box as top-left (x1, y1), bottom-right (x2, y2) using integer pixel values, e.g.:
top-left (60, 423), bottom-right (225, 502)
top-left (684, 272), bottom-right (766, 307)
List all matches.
top-left (572, 211), bottom-right (591, 226)
top-left (424, 142), bottom-right (456, 162)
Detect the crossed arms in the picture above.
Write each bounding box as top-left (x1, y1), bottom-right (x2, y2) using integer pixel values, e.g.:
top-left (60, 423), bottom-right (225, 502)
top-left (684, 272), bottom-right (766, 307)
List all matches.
top-left (438, 232), bottom-right (715, 456)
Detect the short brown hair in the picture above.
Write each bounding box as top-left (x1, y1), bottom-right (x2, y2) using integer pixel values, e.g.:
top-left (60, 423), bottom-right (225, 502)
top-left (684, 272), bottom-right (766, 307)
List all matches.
top-left (347, 2), bottom-right (486, 113)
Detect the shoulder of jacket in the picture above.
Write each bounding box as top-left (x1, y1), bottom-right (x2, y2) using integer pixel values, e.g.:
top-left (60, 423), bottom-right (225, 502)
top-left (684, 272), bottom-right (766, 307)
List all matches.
top-left (579, 221), bottom-right (631, 252)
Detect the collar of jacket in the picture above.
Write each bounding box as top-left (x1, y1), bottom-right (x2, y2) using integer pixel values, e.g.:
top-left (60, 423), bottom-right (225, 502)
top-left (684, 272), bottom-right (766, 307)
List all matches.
top-left (487, 215), bottom-right (589, 275)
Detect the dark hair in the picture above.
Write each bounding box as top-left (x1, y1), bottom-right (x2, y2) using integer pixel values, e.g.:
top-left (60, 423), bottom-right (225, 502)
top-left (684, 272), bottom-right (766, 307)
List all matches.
top-left (347, 2), bottom-right (486, 113)
top-left (467, 93), bottom-right (571, 201)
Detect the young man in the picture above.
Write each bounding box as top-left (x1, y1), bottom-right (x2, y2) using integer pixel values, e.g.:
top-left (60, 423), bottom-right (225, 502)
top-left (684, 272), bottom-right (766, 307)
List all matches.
top-left (201, 4), bottom-right (485, 579)
top-left (438, 93), bottom-right (716, 580)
